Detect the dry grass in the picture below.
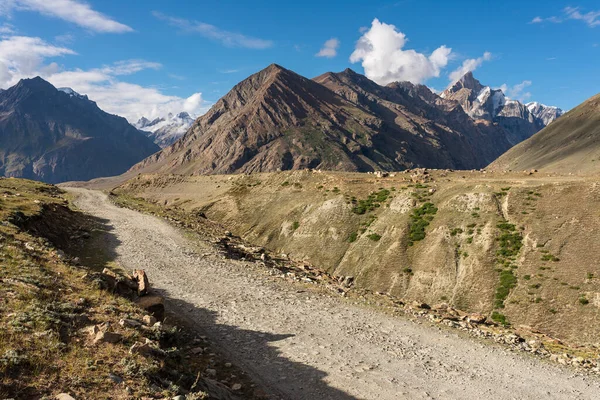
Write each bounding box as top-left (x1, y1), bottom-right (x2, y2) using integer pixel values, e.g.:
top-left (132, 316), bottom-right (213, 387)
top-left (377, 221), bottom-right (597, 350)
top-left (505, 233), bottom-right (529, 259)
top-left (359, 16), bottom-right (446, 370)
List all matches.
top-left (0, 178), bottom-right (238, 399)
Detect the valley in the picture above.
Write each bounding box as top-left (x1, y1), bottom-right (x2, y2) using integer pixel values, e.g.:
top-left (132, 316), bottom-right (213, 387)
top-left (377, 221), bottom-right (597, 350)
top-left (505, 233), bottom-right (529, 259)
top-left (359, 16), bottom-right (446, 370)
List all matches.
top-left (67, 186), bottom-right (600, 400)
top-left (109, 169), bottom-right (600, 347)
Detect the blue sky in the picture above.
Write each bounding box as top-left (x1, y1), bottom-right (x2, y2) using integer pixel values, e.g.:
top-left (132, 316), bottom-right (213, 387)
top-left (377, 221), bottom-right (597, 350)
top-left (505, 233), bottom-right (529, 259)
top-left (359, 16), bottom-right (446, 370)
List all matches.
top-left (0, 0), bottom-right (598, 121)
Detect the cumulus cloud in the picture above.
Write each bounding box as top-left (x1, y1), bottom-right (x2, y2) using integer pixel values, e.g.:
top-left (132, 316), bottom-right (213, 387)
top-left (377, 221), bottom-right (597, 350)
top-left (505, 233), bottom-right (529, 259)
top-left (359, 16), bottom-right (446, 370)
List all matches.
top-left (499, 80), bottom-right (532, 101)
top-left (349, 18), bottom-right (451, 85)
top-left (448, 51), bottom-right (492, 82)
top-left (0, 35), bottom-right (206, 122)
top-left (4, 0), bottom-right (133, 33)
top-left (316, 38), bottom-right (340, 58)
top-left (153, 11), bottom-right (273, 49)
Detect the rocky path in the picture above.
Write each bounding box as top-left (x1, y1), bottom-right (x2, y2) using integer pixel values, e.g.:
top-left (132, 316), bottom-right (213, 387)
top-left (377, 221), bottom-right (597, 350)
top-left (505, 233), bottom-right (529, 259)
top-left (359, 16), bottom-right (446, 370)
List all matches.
top-left (69, 188), bottom-right (600, 400)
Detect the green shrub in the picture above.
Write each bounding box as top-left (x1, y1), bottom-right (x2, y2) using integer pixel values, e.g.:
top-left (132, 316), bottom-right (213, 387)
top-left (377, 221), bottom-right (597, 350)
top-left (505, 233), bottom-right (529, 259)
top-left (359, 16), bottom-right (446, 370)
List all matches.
top-left (491, 311), bottom-right (508, 326)
top-left (450, 228), bottom-right (463, 236)
top-left (494, 269), bottom-right (517, 308)
top-left (406, 202), bottom-right (438, 245)
top-left (291, 221), bottom-right (300, 230)
top-left (347, 232), bottom-right (358, 243)
top-left (367, 233), bottom-right (381, 241)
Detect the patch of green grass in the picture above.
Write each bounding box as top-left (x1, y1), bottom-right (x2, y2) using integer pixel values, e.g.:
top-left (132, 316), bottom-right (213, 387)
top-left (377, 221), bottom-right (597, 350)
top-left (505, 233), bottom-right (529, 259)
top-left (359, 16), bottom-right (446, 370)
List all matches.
top-left (541, 253), bottom-right (560, 262)
top-left (407, 202), bottom-right (438, 245)
top-left (347, 232), bottom-right (358, 243)
top-left (491, 311), bottom-right (508, 326)
top-left (450, 228), bottom-right (463, 236)
top-left (351, 189), bottom-right (391, 215)
top-left (291, 221), bottom-right (300, 231)
top-left (494, 269), bottom-right (517, 308)
top-left (366, 233), bottom-right (381, 242)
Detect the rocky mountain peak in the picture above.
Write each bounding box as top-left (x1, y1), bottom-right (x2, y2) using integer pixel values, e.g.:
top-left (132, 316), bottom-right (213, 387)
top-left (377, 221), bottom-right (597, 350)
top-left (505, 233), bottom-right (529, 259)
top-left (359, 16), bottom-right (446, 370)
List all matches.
top-left (446, 71), bottom-right (485, 94)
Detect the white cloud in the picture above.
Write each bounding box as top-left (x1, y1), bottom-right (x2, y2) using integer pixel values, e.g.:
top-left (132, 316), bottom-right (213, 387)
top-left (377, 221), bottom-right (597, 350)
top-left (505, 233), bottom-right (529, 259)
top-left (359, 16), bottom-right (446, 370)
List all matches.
top-left (0, 36), bottom-right (75, 85)
top-left (0, 35), bottom-right (206, 122)
top-left (499, 80), bottom-right (532, 101)
top-left (5, 0), bottom-right (133, 33)
top-left (153, 11), bottom-right (273, 49)
top-left (316, 38), bottom-right (340, 58)
top-left (530, 15), bottom-right (563, 24)
top-left (531, 7), bottom-right (600, 27)
top-left (564, 6), bottom-right (600, 27)
top-left (218, 68), bottom-right (241, 74)
top-left (349, 18), bottom-right (451, 85)
top-left (448, 51), bottom-right (492, 83)
top-left (0, 24), bottom-right (15, 34)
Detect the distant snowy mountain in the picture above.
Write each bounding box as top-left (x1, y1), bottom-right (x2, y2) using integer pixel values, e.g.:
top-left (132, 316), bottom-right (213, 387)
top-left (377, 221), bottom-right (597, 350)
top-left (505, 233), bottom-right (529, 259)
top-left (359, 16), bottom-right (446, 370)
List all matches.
top-left (441, 72), bottom-right (564, 145)
top-left (526, 102), bottom-right (564, 126)
top-left (134, 112), bottom-right (195, 148)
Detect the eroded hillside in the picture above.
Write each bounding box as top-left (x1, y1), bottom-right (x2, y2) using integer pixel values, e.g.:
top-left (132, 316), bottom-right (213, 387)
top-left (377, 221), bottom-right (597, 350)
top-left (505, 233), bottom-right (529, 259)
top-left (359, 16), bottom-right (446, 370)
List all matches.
top-left (114, 170), bottom-right (600, 345)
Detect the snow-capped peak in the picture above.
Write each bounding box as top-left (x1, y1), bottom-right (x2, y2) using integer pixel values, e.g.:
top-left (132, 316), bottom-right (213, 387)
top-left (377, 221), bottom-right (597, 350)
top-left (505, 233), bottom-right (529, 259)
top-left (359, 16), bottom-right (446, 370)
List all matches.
top-left (525, 102), bottom-right (564, 126)
top-left (134, 111), bottom-right (195, 148)
top-left (58, 87), bottom-right (89, 101)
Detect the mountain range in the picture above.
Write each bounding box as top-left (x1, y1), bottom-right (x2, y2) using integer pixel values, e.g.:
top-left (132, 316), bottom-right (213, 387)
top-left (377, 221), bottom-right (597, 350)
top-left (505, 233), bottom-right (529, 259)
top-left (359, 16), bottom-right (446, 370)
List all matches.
top-left (0, 67), bottom-right (571, 184)
top-left (132, 64), bottom-right (561, 175)
top-left (0, 77), bottom-right (159, 183)
top-left (134, 112), bottom-right (195, 148)
top-left (441, 72), bottom-right (563, 146)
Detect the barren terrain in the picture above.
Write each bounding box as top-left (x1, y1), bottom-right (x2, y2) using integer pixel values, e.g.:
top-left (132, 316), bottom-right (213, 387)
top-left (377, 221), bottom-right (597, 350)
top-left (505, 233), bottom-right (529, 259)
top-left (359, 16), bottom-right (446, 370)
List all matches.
top-left (69, 187), bottom-right (600, 400)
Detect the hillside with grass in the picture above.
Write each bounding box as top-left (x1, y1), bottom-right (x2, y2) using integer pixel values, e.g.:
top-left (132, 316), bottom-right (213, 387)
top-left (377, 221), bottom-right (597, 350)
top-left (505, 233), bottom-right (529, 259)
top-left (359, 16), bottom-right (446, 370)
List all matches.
top-left (113, 170), bottom-right (600, 346)
top-left (489, 93), bottom-right (600, 174)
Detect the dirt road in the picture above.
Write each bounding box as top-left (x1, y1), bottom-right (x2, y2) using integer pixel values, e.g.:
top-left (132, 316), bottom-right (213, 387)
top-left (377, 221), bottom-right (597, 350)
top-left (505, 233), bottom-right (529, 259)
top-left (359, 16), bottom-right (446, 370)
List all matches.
top-left (69, 188), bottom-right (600, 400)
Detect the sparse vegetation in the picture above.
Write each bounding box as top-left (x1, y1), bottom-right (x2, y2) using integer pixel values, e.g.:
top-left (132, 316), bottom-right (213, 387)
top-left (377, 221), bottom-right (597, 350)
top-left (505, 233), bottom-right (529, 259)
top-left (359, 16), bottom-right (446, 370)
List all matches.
top-left (494, 270), bottom-right (518, 309)
top-left (291, 221), bottom-right (300, 230)
top-left (367, 233), bottom-right (382, 241)
top-left (351, 189), bottom-right (391, 215)
top-left (541, 253), bottom-right (560, 262)
top-left (347, 232), bottom-right (358, 243)
top-left (491, 311), bottom-right (508, 326)
top-left (407, 202), bottom-right (438, 245)
top-left (450, 227), bottom-right (463, 236)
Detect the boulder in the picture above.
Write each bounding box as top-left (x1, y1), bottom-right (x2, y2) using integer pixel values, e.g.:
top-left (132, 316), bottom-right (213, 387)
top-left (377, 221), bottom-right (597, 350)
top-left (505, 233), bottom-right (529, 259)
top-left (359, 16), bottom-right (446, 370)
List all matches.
top-left (135, 295), bottom-right (165, 321)
top-left (129, 342), bottom-right (153, 356)
top-left (142, 315), bottom-right (157, 326)
top-left (93, 331), bottom-right (123, 345)
top-left (56, 394), bottom-right (76, 400)
top-left (132, 269), bottom-right (150, 296)
top-left (467, 313), bottom-right (487, 324)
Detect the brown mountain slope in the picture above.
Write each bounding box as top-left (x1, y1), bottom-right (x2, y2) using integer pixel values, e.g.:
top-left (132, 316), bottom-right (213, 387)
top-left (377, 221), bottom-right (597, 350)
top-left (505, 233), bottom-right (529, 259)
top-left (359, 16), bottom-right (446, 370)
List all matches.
top-left (132, 65), bottom-right (518, 175)
top-left (489, 93), bottom-right (600, 173)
